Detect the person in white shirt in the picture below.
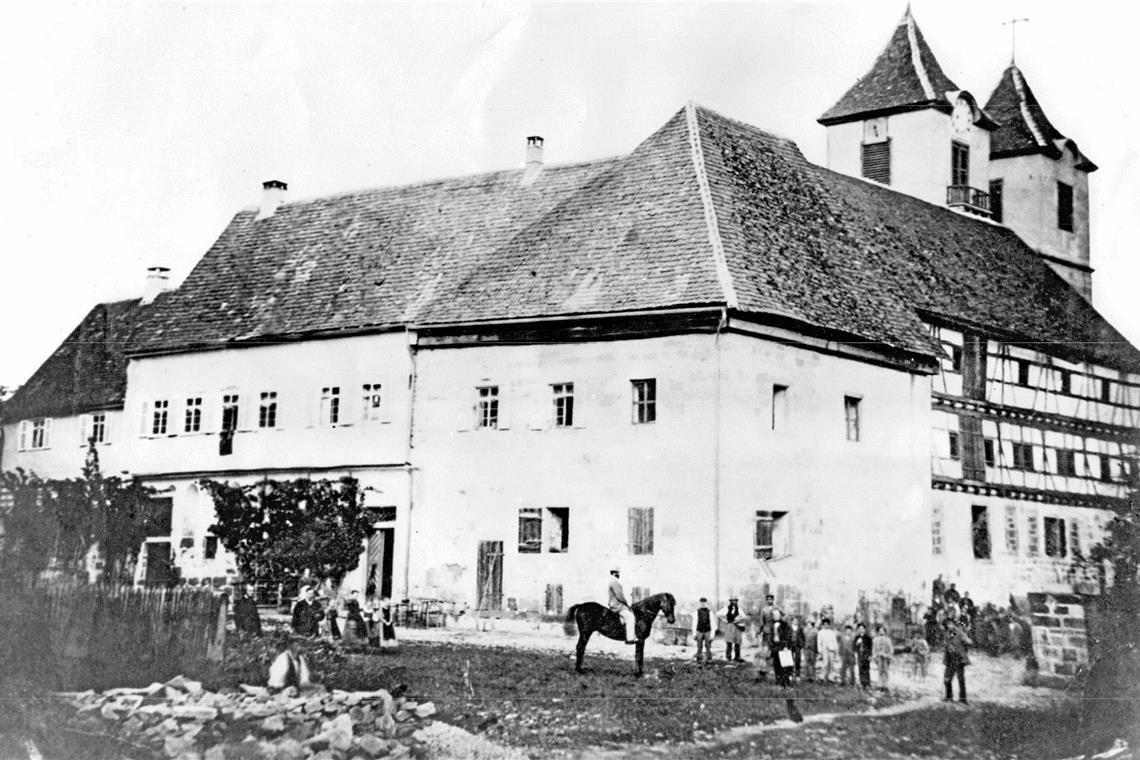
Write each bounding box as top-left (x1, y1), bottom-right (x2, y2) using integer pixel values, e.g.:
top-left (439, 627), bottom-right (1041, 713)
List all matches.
top-left (607, 567), bottom-right (637, 644)
top-left (816, 617), bottom-right (841, 684)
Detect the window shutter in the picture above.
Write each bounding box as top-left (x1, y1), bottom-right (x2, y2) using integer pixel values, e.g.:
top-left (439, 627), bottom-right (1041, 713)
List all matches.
top-left (140, 401), bottom-right (150, 436)
top-left (379, 382), bottom-right (395, 424)
top-left (80, 415), bottom-right (90, 447)
top-left (861, 140), bottom-right (891, 184)
top-left (43, 418), bottom-right (52, 448)
top-left (497, 387), bottom-right (511, 430)
top-left (627, 508), bottom-right (637, 554)
top-left (644, 508), bottom-right (654, 555)
top-left (18, 421), bottom-right (28, 451)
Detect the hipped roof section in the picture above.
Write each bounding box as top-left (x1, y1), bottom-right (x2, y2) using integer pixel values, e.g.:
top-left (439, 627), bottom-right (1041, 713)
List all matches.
top-left (125, 103), bottom-right (1139, 373)
top-left (984, 64), bottom-right (1097, 171)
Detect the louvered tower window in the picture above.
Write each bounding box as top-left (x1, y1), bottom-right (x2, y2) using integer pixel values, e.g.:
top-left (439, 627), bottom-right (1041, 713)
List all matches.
top-left (861, 140), bottom-right (891, 184)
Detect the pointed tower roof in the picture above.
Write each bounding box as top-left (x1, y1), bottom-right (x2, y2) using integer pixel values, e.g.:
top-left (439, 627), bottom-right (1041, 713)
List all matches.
top-left (984, 63), bottom-right (1097, 171)
top-left (819, 7), bottom-right (963, 125)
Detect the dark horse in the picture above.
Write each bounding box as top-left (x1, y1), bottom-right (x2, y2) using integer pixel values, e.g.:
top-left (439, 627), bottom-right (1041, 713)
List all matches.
top-left (566, 593), bottom-right (676, 676)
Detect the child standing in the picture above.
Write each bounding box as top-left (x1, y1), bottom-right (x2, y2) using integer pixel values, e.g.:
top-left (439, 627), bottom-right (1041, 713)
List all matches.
top-left (853, 623), bottom-right (873, 690)
top-left (872, 624), bottom-right (893, 688)
top-left (839, 624), bottom-right (856, 686)
top-left (910, 633), bottom-right (930, 678)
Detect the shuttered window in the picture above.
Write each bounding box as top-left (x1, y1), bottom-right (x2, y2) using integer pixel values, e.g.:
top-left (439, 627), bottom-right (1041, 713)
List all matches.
top-left (628, 507), bottom-right (654, 555)
top-left (989, 179), bottom-right (1004, 223)
top-left (951, 142), bottom-right (970, 186)
top-left (861, 140), bottom-right (891, 184)
top-left (1057, 182), bottom-right (1073, 231)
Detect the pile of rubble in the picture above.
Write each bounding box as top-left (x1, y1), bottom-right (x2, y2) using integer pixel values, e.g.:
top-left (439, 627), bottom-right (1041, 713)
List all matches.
top-left (63, 675), bottom-right (437, 759)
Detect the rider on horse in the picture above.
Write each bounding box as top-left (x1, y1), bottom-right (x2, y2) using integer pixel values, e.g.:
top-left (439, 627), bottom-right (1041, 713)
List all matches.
top-left (608, 566), bottom-right (637, 644)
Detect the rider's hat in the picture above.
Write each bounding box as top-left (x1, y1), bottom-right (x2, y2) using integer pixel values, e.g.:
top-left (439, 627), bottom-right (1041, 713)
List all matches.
top-left (610, 566), bottom-right (620, 574)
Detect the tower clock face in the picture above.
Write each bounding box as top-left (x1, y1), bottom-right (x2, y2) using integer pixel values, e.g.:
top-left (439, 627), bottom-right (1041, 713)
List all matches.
top-left (863, 117), bottom-right (888, 143)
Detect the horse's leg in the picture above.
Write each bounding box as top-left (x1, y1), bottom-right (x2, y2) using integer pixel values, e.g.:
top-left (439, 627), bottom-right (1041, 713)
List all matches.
top-left (576, 630), bottom-right (591, 674)
top-left (635, 640), bottom-right (645, 677)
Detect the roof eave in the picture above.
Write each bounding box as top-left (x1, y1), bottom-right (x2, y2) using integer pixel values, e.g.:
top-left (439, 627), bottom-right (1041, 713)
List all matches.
top-left (817, 100), bottom-right (952, 127)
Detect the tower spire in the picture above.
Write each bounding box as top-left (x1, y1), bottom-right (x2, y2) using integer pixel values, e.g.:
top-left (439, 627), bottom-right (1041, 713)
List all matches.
top-left (1002, 17), bottom-right (1030, 64)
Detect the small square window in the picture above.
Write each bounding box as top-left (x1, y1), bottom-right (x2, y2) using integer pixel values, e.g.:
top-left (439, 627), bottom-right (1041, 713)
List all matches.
top-left (184, 397), bottom-right (202, 433)
top-left (631, 379), bottom-right (656, 424)
top-left (771, 384), bottom-right (788, 431)
top-left (152, 401), bottom-right (170, 436)
top-left (971, 505), bottom-right (991, 560)
top-left (1057, 182), bottom-right (1074, 232)
top-left (259, 392), bottom-right (278, 428)
top-left (362, 384), bottom-right (382, 422)
top-left (204, 536), bottom-right (218, 560)
top-left (983, 438), bottom-right (996, 468)
top-left (755, 510), bottom-right (789, 559)
top-left (948, 431), bottom-right (960, 460)
top-left (1057, 370), bottom-right (1071, 396)
top-left (90, 413), bottom-right (107, 444)
top-left (1012, 442), bottom-right (1035, 471)
top-left (1099, 456), bottom-right (1116, 483)
top-left (319, 387), bottom-right (340, 425)
top-left (1016, 360), bottom-right (1031, 387)
top-left (518, 508), bottom-right (542, 553)
top-left (1044, 517), bottom-right (1067, 558)
top-left (1100, 379), bottom-right (1113, 404)
top-left (1055, 449), bottom-right (1077, 477)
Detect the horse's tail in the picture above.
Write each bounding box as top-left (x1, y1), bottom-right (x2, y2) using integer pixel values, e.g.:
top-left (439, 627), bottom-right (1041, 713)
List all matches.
top-left (563, 604), bottom-right (580, 636)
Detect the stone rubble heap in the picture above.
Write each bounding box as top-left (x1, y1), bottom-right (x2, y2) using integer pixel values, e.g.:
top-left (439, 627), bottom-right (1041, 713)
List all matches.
top-left (63, 675), bottom-right (437, 759)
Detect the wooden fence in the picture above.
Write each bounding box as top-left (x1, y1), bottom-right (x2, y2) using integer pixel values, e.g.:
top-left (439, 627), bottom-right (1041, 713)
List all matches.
top-left (1, 583), bottom-right (227, 689)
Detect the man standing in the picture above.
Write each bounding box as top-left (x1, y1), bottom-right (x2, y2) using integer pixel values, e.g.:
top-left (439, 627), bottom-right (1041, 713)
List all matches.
top-left (803, 619), bottom-right (819, 682)
top-left (693, 597), bottom-right (713, 664)
top-left (943, 608), bottom-right (972, 704)
top-left (839, 624), bottom-right (856, 686)
top-left (608, 567), bottom-right (637, 644)
top-left (769, 608), bottom-right (793, 687)
top-left (872, 624), bottom-right (893, 688)
top-left (718, 596), bottom-right (745, 663)
top-left (291, 585), bottom-right (320, 637)
top-left (756, 594), bottom-right (776, 680)
top-left (854, 622), bottom-right (873, 690)
top-left (233, 584), bottom-right (262, 637)
top-left (817, 618), bottom-right (840, 684)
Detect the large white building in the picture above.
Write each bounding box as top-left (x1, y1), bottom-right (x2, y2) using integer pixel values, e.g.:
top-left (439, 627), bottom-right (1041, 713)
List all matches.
top-left (3, 9), bottom-right (1137, 618)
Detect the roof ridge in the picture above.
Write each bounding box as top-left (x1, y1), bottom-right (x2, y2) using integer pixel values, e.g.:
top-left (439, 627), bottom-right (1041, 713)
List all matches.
top-left (239, 156), bottom-right (626, 214)
top-left (904, 10), bottom-right (936, 100)
top-left (684, 102), bottom-right (737, 310)
top-left (1010, 65), bottom-right (1047, 147)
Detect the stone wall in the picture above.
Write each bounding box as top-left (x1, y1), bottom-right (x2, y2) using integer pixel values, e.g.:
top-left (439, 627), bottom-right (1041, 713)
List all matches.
top-left (1027, 591), bottom-right (1089, 679)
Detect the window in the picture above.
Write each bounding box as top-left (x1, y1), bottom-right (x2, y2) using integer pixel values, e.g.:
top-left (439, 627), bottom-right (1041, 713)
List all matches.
top-left (949, 345), bottom-right (963, 373)
top-left (1005, 505), bottom-right (1019, 554)
top-left (989, 179), bottom-right (1004, 223)
top-left (204, 536), bottom-right (218, 560)
top-left (89, 413), bottom-right (107, 444)
top-left (1015, 359), bottom-right (1031, 386)
top-left (1044, 517), bottom-right (1067, 558)
top-left (259, 392), bottom-right (277, 428)
top-left (361, 384), bottom-right (382, 422)
top-left (1069, 519), bottom-right (1081, 558)
top-left (983, 438), bottom-right (996, 468)
top-left (1026, 511), bottom-right (1040, 555)
top-left (151, 401), bottom-right (169, 436)
top-left (844, 396), bottom-right (861, 441)
top-left (951, 142), bottom-right (969, 187)
top-left (1057, 369), bottom-right (1071, 396)
top-left (184, 397), bottom-right (202, 433)
top-left (552, 383), bottom-right (574, 427)
top-left (631, 379), bottom-right (656, 424)
top-left (971, 505), bottom-right (991, 559)
top-left (518, 508), bottom-right (542, 553)
top-left (948, 431), bottom-right (960, 460)
top-left (1055, 449), bottom-right (1077, 477)
top-left (221, 394), bottom-right (240, 432)
top-left (477, 386), bottom-right (499, 429)
top-left (754, 510), bottom-right (789, 559)
top-left (1012, 442), bottom-right (1035, 471)
top-left (771, 384), bottom-right (788, 431)
top-left (628, 507), bottom-right (654, 555)
top-left (517, 507), bottom-right (570, 553)
top-left (1057, 181), bottom-right (1073, 232)
top-left (319, 387), bottom-right (340, 425)
top-left (21, 418), bottom-right (52, 450)
top-left (1100, 379), bottom-right (1113, 404)
top-left (145, 497), bottom-right (174, 537)
top-left (1100, 456), bottom-right (1116, 483)
top-left (544, 584), bottom-right (564, 615)
top-left (861, 140), bottom-right (890, 184)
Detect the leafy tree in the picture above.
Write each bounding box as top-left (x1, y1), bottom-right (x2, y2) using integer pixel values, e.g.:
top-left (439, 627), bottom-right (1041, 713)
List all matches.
top-left (201, 477), bottom-right (371, 588)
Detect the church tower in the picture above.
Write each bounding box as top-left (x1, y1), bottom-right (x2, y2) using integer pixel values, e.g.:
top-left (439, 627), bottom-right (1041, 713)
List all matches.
top-left (818, 7), bottom-right (998, 216)
top-left (984, 64), bottom-right (1097, 301)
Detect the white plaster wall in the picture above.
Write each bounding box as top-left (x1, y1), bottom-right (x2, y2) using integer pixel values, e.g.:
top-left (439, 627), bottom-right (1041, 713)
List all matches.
top-left (125, 333), bottom-right (413, 477)
top-left (930, 490), bottom-right (1111, 604)
top-left (2, 411), bottom-right (128, 480)
top-left (409, 330), bottom-right (933, 616)
top-left (990, 152), bottom-right (1091, 297)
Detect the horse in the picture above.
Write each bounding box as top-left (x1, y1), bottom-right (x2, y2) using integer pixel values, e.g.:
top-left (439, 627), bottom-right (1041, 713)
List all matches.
top-left (565, 592), bottom-right (676, 676)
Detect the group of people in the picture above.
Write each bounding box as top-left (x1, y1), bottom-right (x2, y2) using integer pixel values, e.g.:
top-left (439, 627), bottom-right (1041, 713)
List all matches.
top-left (289, 584), bottom-right (399, 650)
top-left (685, 591), bottom-right (972, 701)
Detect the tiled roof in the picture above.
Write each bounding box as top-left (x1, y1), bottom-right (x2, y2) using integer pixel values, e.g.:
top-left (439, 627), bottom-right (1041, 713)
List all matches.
top-left (984, 64), bottom-right (1097, 171)
top-left (818, 8), bottom-right (961, 125)
top-left (126, 103), bottom-right (1140, 373)
top-left (3, 299), bottom-right (147, 421)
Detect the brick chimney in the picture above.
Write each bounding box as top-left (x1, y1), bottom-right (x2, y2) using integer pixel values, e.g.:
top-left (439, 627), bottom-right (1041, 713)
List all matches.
top-left (522, 136), bottom-right (544, 186)
top-left (142, 266), bottom-right (171, 305)
top-left (258, 179), bottom-right (288, 219)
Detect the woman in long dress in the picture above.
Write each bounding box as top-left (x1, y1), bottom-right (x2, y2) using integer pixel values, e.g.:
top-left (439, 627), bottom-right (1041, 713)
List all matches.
top-left (380, 598), bottom-right (398, 649)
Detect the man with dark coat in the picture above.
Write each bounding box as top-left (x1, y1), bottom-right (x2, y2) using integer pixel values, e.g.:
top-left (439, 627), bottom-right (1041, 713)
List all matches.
top-left (768, 608), bottom-right (793, 687)
top-left (854, 622), bottom-right (874, 689)
top-left (233, 584), bottom-right (262, 637)
top-left (943, 608), bottom-right (973, 704)
top-left (291, 585), bottom-right (321, 636)
top-left (693, 597), bottom-right (713, 664)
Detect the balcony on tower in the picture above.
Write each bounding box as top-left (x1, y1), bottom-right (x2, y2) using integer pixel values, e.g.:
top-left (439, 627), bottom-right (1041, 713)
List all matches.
top-left (946, 185), bottom-right (991, 218)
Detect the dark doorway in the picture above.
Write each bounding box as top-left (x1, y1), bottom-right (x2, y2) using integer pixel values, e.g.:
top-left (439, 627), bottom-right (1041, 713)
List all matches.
top-left (366, 527), bottom-right (395, 599)
top-left (144, 542), bottom-right (172, 586)
top-left (476, 540), bottom-right (503, 611)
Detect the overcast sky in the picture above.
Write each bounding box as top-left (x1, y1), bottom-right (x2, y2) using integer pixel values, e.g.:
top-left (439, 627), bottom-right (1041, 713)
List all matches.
top-left (2, 1), bottom-right (1137, 390)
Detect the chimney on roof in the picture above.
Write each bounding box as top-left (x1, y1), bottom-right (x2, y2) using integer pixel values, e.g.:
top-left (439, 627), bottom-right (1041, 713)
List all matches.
top-left (258, 179), bottom-right (288, 219)
top-left (142, 266), bottom-right (171, 305)
top-left (522, 136), bottom-right (544, 186)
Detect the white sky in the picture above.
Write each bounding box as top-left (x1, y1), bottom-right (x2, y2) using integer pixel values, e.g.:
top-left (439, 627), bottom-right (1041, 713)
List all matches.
top-left (2, 1), bottom-right (1137, 390)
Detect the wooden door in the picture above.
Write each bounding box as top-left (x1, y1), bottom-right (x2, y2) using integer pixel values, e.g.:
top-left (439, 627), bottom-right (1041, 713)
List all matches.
top-left (476, 541), bottom-right (503, 610)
